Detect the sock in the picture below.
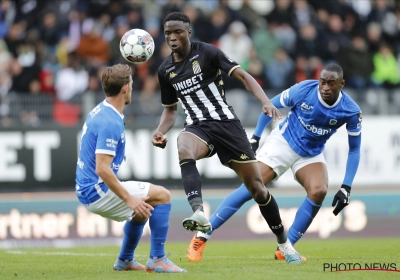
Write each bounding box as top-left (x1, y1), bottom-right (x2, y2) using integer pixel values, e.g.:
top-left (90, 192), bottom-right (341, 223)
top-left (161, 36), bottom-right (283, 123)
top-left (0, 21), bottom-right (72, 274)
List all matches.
top-left (258, 192), bottom-right (286, 243)
top-left (287, 197), bottom-right (321, 246)
top-left (149, 203), bottom-right (171, 259)
top-left (180, 159), bottom-right (202, 212)
top-left (197, 183), bottom-right (252, 239)
top-left (118, 220), bottom-right (146, 262)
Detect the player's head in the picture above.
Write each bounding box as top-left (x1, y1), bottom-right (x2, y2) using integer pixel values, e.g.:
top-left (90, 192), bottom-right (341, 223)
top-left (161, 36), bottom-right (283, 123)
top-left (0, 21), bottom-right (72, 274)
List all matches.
top-left (101, 64), bottom-right (133, 104)
top-left (163, 12), bottom-right (191, 54)
top-left (318, 63), bottom-right (345, 105)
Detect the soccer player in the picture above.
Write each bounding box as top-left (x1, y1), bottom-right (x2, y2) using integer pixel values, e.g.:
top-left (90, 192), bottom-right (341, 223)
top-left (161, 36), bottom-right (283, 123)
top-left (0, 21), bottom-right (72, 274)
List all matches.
top-left (152, 12), bottom-right (302, 264)
top-left (75, 64), bottom-right (186, 273)
top-left (186, 64), bottom-right (362, 262)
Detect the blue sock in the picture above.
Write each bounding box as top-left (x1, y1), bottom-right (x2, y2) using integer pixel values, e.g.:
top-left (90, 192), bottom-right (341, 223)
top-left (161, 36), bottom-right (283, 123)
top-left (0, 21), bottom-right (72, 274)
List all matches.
top-left (118, 220), bottom-right (146, 262)
top-left (287, 197), bottom-right (321, 245)
top-left (208, 184), bottom-right (252, 234)
top-left (149, 203), bottom-right (171, 259)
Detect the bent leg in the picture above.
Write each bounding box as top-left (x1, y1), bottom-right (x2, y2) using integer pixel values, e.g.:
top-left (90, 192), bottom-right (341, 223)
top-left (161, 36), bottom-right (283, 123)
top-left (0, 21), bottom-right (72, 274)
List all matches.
top-left (230, 161), bottom-right (285, 242)
top-left (288, 162), bottom-right (328, 245)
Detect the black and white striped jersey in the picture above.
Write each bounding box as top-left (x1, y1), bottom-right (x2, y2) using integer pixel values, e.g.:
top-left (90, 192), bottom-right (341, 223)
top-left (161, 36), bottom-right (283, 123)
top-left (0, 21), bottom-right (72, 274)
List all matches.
top-left (158, 42), bottom-right (241, 126)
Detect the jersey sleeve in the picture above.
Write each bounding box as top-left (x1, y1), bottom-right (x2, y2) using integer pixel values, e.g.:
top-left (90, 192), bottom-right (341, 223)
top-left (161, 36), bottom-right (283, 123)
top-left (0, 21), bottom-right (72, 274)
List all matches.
top-left (279, 83), bottom-right (302, 107)
top-left (158, 68), bottom-right (179, 107)
top-left (208, 44), bottom-right (240, 76)
top-left (346, 111), bottom-right (362, 136)
top-left (95, 122), bottom-right (121, 156)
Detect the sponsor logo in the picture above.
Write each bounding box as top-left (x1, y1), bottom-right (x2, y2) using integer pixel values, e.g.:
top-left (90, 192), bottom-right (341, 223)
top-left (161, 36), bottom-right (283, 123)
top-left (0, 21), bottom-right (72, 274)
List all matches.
top-left (192, 60), bottom-right (201, 74)
top-left (298, 116), bottom-right (331, 135)
top-left (106, 138), bottom-right (118, 148)
top-left (77, 157), bottom-right (84, 169)
top-left (358, 112), bottom-right (363, 122)
top-left (169, 72), bottom-right (177, 79)
top-left (240, 154), bottom-right (249, 160)
top-left (111, 163), bottom-right (121, 170)
top-left (329, 119), bottom-right (337, 125)
top-left (90, 105), bottom-right (101, 117)
top-left (300, 102), bottom-right (314, 111)
top-left (282, 89), bottom-right (289, 99)
top-left (121, 132), bottom-right (125, 143)
top-left (172, 73), bottom-right (203, 94)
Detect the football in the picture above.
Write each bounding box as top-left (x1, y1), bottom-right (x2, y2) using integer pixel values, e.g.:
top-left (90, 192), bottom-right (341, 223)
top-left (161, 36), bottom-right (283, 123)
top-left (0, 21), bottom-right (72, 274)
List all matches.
top-left (119, 29), bottom-right (154, 64)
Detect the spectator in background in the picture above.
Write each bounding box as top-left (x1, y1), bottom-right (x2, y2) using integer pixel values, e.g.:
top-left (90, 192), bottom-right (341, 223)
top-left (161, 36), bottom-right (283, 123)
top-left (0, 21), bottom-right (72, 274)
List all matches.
top-left (54, 51), bottom-right (88, 126)
top-left (339, 35), bottom-right (374, 89)
top-left (294, 55), bottom-right (323, 83)
top-left (208, 8), bottom-right (229, 44)
top-left (109, 16), bottom-right (130, 64)
top-left (252, 20), bottom-right (280, 65)
top-left (266, 48), bottom-right (296, 89)
top-left (318, 13), bottom-right (351, 63)
top-left (291, 0), bottom-right (318, 31)
top-left (296, 23), bottom-right (321, 58)
top-left (219, 20), bottom-right (253, 66)
top-left (366, 21), bottom-right (384, 53)
top-left (76, 19), bottom-right (110, 67)
top-left (371, 43), bottom-right (400, 89)
top-left (367, 0), bottom-right (398, 46)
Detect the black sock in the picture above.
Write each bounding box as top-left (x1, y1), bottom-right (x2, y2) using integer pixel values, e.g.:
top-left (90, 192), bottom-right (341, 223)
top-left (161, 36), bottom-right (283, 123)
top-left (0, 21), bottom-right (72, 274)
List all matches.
top-left (180, 159), bottom-right (202, 212)
top-left (258, 193), bottom-right (286, 243)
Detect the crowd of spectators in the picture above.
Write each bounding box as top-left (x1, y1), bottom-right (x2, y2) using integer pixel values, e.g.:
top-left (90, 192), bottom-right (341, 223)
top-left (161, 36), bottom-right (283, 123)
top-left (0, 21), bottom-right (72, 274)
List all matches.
top-left (0, 0), bottom-right (400, 127)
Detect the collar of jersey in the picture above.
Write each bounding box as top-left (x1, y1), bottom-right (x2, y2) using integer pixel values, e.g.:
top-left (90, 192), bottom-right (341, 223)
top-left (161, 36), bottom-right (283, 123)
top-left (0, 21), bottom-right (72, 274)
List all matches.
top-left (103, 99), bottom-right (124, 119)
top-left (317, 89), bottom-right (342, 109)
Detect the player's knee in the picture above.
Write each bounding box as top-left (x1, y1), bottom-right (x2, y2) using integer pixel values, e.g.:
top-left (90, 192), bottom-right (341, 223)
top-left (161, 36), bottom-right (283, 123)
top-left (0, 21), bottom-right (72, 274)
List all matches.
top-left (308, 185), bottom-right (327, 202)
top-left (177, 144), bottom-right (194, 159)
top-left (149, 184), bottom-right (171, 205)
top-left (158, 186), bottom-right (171, 204)
top-left (249, 186), bottom-right (269, 204)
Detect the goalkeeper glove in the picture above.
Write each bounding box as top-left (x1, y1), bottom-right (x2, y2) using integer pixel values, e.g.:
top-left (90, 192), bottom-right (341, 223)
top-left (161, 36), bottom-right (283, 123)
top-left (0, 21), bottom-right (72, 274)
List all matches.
top-left (332, 185), bottom-right (351, 216)
top-left (249, 135), bottom-right (261, 155)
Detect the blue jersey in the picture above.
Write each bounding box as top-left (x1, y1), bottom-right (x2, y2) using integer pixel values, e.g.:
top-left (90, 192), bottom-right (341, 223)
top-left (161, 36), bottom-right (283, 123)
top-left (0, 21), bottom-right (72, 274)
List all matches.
top-left (75, 100), bottom-right (126, 204)
top-left (278, 80), bottom-right (362, 157)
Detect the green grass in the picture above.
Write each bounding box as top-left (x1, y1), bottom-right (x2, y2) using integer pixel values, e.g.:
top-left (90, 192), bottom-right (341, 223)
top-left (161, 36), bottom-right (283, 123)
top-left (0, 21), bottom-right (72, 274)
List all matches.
top-left (1, 238), bottom-right (399, 280)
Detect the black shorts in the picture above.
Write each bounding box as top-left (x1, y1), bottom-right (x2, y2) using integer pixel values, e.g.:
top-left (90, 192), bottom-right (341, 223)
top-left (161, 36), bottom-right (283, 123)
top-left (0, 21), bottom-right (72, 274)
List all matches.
top-left (181, 120), bottom-right (256, 166)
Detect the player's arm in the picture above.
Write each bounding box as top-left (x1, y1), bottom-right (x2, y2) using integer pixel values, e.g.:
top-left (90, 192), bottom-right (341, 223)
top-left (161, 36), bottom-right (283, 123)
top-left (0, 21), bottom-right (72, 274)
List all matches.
top-left (152, 70), bottom-right (179, 149)
top-left (95, 153), bottom-right (153, 218)
top-left (249, 94), bottom-right (284, 153)
top-left (332, 112), bottom-right (362, 216)
top-left (231, 68), bottom-right (282, 121)
top-left (152, 104), bottom-right (178, 149)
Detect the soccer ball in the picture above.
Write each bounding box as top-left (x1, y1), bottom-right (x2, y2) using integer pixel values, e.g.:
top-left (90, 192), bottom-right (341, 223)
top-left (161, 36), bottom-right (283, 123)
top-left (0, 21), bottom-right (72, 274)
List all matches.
top-left (119, 29), bottom-right (154, 64)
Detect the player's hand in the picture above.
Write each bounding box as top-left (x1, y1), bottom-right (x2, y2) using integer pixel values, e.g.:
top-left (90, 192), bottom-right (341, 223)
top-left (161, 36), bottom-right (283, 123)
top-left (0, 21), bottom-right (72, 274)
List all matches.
top-left (249, 135), bottom-right (260, 155)
top-left (332, 185), bottom-right (351, 216)
top-left (126, 196), bottom-right (154, 219)
top-left (152, 131), bottom-right (168, 149)
top-left (262, 101), bottom-right (282, 121)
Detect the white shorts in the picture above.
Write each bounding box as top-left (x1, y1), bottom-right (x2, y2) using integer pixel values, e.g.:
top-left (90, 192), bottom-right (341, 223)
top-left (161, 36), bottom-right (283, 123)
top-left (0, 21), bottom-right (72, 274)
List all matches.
top-left (86, 181), bottom-right (150, 222)
top-left (256, 128), bottom-right (326, 182)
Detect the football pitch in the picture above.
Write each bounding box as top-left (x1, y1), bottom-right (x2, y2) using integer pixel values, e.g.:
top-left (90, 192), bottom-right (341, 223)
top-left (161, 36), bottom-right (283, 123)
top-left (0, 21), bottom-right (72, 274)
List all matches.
top-left (1, 237), bottom-right (399, 280)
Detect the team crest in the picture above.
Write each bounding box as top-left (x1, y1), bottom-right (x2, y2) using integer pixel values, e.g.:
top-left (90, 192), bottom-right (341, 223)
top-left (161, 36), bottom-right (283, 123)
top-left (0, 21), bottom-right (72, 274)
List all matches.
top-left (169, 72), bottom-right (177, 79)
top-left (329, 119), bottom-right (337, 125)
top-left (192, 61), bottom-right (201, 74)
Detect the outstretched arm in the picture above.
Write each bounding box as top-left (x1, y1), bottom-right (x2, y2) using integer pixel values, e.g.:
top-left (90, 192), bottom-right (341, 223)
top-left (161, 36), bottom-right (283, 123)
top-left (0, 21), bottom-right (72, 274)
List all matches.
top-left (231, 67), bottom-right (282, 121)
top-left (152, 104), bottom-right (178, 149)
top-left (332, 133), bottom-right (361, 216)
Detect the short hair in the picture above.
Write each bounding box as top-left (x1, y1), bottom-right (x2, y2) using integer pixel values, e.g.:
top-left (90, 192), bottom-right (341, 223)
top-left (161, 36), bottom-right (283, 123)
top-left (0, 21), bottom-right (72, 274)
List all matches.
top-left (101, 64), bottom-right (132, 97)
top-left (163, 12), bottom-right (190, 26)
top-left (323, 64), bottom-right (343, 79)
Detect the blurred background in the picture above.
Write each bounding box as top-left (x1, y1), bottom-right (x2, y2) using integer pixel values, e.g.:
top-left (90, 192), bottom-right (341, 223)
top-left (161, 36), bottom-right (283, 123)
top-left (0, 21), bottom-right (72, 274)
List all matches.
top-left (0, 0), bottom-right (399, 248)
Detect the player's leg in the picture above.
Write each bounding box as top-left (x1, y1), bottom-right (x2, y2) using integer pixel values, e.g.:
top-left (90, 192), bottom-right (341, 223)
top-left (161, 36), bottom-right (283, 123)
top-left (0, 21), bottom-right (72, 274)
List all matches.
top-left (187, 183), bottom-right (252, 262)
top-left (287, 160), bottom-right (328, 246)
top-left (187, 161), bottom-right (274, 262)
top-left (231, 161), bottom-right (302, 264)
top-left (177, 131), bottom-right (212, 232)
top-left (144, 184), bottom-right (187, 273)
